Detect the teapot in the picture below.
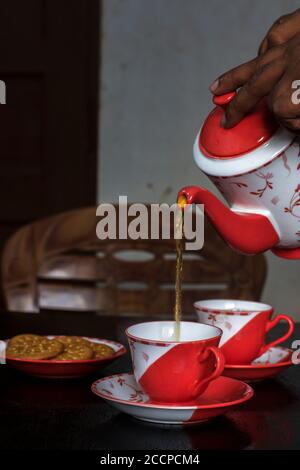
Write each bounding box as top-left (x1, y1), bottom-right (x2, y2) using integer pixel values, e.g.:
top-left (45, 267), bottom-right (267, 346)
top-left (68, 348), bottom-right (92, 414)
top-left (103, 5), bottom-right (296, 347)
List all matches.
top-left (178, 91), bottom-right (300, 259)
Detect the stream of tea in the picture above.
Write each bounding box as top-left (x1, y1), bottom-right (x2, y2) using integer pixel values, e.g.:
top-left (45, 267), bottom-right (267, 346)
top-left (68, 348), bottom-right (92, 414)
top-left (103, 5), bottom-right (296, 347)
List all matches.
top-left (174, 204), bottom-right (184, 341)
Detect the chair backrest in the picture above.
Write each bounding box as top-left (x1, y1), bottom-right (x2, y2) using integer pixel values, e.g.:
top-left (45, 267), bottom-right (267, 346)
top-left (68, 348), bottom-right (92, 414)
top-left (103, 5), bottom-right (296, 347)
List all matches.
top-left (1, 205), bottom-right (267, 317)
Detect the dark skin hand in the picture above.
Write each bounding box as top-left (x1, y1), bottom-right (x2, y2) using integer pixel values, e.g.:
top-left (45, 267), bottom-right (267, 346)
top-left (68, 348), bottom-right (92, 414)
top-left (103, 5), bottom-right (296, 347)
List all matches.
top-left (210, 8), bottom-right (300, 132)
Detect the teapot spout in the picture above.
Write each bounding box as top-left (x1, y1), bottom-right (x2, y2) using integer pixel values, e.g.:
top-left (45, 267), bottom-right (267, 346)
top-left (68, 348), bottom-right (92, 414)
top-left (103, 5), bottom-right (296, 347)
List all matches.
top-left (178, 186), bottom-right (279, 255)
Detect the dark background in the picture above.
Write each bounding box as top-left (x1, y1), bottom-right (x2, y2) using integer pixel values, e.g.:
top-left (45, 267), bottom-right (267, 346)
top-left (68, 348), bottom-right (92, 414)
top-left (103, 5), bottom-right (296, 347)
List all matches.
top-left (0, 0), bottom-right (100, 246)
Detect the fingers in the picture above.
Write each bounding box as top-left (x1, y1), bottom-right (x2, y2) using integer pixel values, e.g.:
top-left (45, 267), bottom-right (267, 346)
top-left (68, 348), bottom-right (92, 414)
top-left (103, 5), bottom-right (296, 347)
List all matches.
top-left (259, 9), bottom-right (300, 54)
top-left (268, 60), bottom-right (300, 131)
top-left (258, 15), bottom-right (290, 55)
top-left (259, 37), bottom-right (269, 55)
top-left (279, 118), bottom-right (300, 133)
top-left (209, 10), bottom-right (300, 131)
top-left (223, 59), bottom-right (286, 128)
top-left (211, 46), bottom-right (283, 96)
top-left (209, 59), bottom-right (257, 94)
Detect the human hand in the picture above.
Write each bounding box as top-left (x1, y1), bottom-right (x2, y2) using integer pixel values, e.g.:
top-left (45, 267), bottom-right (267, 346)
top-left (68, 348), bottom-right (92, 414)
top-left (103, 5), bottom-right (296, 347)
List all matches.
top-left (210, 10), bottom-right (300, 132)
top-left (259, 8), bottom-right (300, 54)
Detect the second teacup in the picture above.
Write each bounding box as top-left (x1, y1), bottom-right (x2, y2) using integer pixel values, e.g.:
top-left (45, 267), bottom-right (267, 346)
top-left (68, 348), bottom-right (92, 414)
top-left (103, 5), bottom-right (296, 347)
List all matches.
top-left (194, 299), bottom-right (294, 365)
top-left (126, 321), bottom-right (224, 403)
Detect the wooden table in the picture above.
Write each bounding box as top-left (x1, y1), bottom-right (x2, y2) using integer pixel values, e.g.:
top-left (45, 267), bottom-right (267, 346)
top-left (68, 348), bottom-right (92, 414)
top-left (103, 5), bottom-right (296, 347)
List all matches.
top-left (0, 310), bottom-right (299, 450)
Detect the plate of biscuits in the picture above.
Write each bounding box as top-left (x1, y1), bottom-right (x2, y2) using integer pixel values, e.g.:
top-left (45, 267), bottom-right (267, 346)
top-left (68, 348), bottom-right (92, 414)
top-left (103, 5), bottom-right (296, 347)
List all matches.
top-left (3, 334), bottom-right (126, 378)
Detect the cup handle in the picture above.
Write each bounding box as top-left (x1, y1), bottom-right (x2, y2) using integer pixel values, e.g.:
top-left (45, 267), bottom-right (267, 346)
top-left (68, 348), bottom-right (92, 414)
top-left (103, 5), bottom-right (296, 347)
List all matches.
top-left (259, 314), bottom-right (295, 356)
top-left (198, 346), bottom-right (225, 390)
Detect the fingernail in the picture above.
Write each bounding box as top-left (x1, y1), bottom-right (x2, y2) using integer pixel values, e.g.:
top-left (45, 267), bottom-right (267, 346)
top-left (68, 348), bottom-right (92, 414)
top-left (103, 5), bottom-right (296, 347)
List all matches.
top-left (210, 79), bottom-right (219, 92)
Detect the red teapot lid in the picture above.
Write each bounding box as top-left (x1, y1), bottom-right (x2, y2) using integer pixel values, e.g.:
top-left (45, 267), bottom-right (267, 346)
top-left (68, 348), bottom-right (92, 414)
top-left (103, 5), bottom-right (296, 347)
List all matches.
top-left (199, 92), bottom-right (279, 159)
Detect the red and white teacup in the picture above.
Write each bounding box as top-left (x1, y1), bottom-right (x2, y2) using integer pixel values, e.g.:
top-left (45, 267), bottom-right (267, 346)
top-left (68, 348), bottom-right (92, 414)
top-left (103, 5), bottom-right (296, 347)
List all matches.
top-left (125, 321), bottom-right (224, 403)
top-left (194, 299), bottom-right (294, 365)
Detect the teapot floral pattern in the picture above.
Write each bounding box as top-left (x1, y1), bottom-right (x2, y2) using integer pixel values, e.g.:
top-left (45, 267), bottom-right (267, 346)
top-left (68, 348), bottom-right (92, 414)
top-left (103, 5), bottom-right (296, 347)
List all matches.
top-left (210, 138), bottom-right (300, 249)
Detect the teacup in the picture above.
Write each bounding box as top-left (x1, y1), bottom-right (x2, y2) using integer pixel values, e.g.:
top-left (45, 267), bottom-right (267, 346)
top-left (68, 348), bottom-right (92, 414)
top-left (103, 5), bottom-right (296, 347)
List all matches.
top-left (194, 299), bottom-right (294, 365)
top-left (125, 321), bottom-right (224, 403)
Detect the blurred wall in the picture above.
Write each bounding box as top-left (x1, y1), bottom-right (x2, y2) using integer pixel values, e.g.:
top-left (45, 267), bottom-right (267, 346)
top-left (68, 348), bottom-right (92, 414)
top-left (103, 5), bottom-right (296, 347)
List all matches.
top-left (98, 0), bottom-right (300, 319)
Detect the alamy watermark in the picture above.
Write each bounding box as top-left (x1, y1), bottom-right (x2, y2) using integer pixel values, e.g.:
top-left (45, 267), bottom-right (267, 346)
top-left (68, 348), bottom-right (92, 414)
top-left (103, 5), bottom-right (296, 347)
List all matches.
top-left (0, 341), bottom-right (6, 364)
top-left (96, 196), bottom-right (204, 250)
top-left (0, 80), bottom-right (6, 104)
top-left (291, 340), bottom-right (300, 364)
top-left (291, 80), bottom-right (300, 105)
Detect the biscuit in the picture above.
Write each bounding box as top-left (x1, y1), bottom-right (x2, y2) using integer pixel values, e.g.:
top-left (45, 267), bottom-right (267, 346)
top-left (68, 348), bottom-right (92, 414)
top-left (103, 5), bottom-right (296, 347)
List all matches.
top-left (8, 334), bottom-right (42, 346)
top-left (6, 337), bottom-right (64, 360)
top-left (56, 336), bottom-right (90, 347)
top-left (90, 342), bottom-right (115, 359)
top-left (53, 343), bottom-right (94, 361)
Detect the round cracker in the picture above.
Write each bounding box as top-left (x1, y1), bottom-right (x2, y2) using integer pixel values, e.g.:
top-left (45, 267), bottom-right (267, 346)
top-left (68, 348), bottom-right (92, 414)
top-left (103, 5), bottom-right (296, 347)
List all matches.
top-left (8, 334), bottom-right (42, 346)
top-left (56, 336), bottom-right (90, 347)
top-left (6, 338), bottom-right (64, 360)
top-left (90, 342), bottom-right (115, 359)
top-left (53, 343), bottom-right (94, 361)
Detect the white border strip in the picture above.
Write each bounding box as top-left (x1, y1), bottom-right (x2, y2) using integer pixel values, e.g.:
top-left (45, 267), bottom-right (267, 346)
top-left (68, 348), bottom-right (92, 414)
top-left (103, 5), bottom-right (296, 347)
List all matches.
top-left (193, 127), bottom-right (294, 177)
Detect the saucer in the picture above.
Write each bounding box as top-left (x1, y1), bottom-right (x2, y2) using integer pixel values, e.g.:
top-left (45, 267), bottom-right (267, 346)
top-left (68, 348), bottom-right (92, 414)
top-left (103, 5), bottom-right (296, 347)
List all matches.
top-left (4, 336), bottom-right (126, 379)
top-left (223, 346), bottom-right (294, 382)
top-left (91, 372), bottom-right (253, 425)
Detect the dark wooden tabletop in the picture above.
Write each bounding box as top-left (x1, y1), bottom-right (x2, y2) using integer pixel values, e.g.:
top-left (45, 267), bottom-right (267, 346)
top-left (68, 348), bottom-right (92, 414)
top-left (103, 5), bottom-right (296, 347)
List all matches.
top-left (0, 310), bottom-right (299, 451)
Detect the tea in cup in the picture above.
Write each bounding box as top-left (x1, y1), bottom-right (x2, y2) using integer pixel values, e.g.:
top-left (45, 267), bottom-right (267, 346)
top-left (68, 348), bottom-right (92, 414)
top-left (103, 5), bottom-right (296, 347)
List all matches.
top-left (194, 299), bottom-right (294, 365)
top-left (125, 321), bottom-right (224, 403)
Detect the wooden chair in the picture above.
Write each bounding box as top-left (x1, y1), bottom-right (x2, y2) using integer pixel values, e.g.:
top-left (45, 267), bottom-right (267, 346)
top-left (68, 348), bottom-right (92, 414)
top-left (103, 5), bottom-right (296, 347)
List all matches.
top-left (1, 205), bottom-right (267, 317)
